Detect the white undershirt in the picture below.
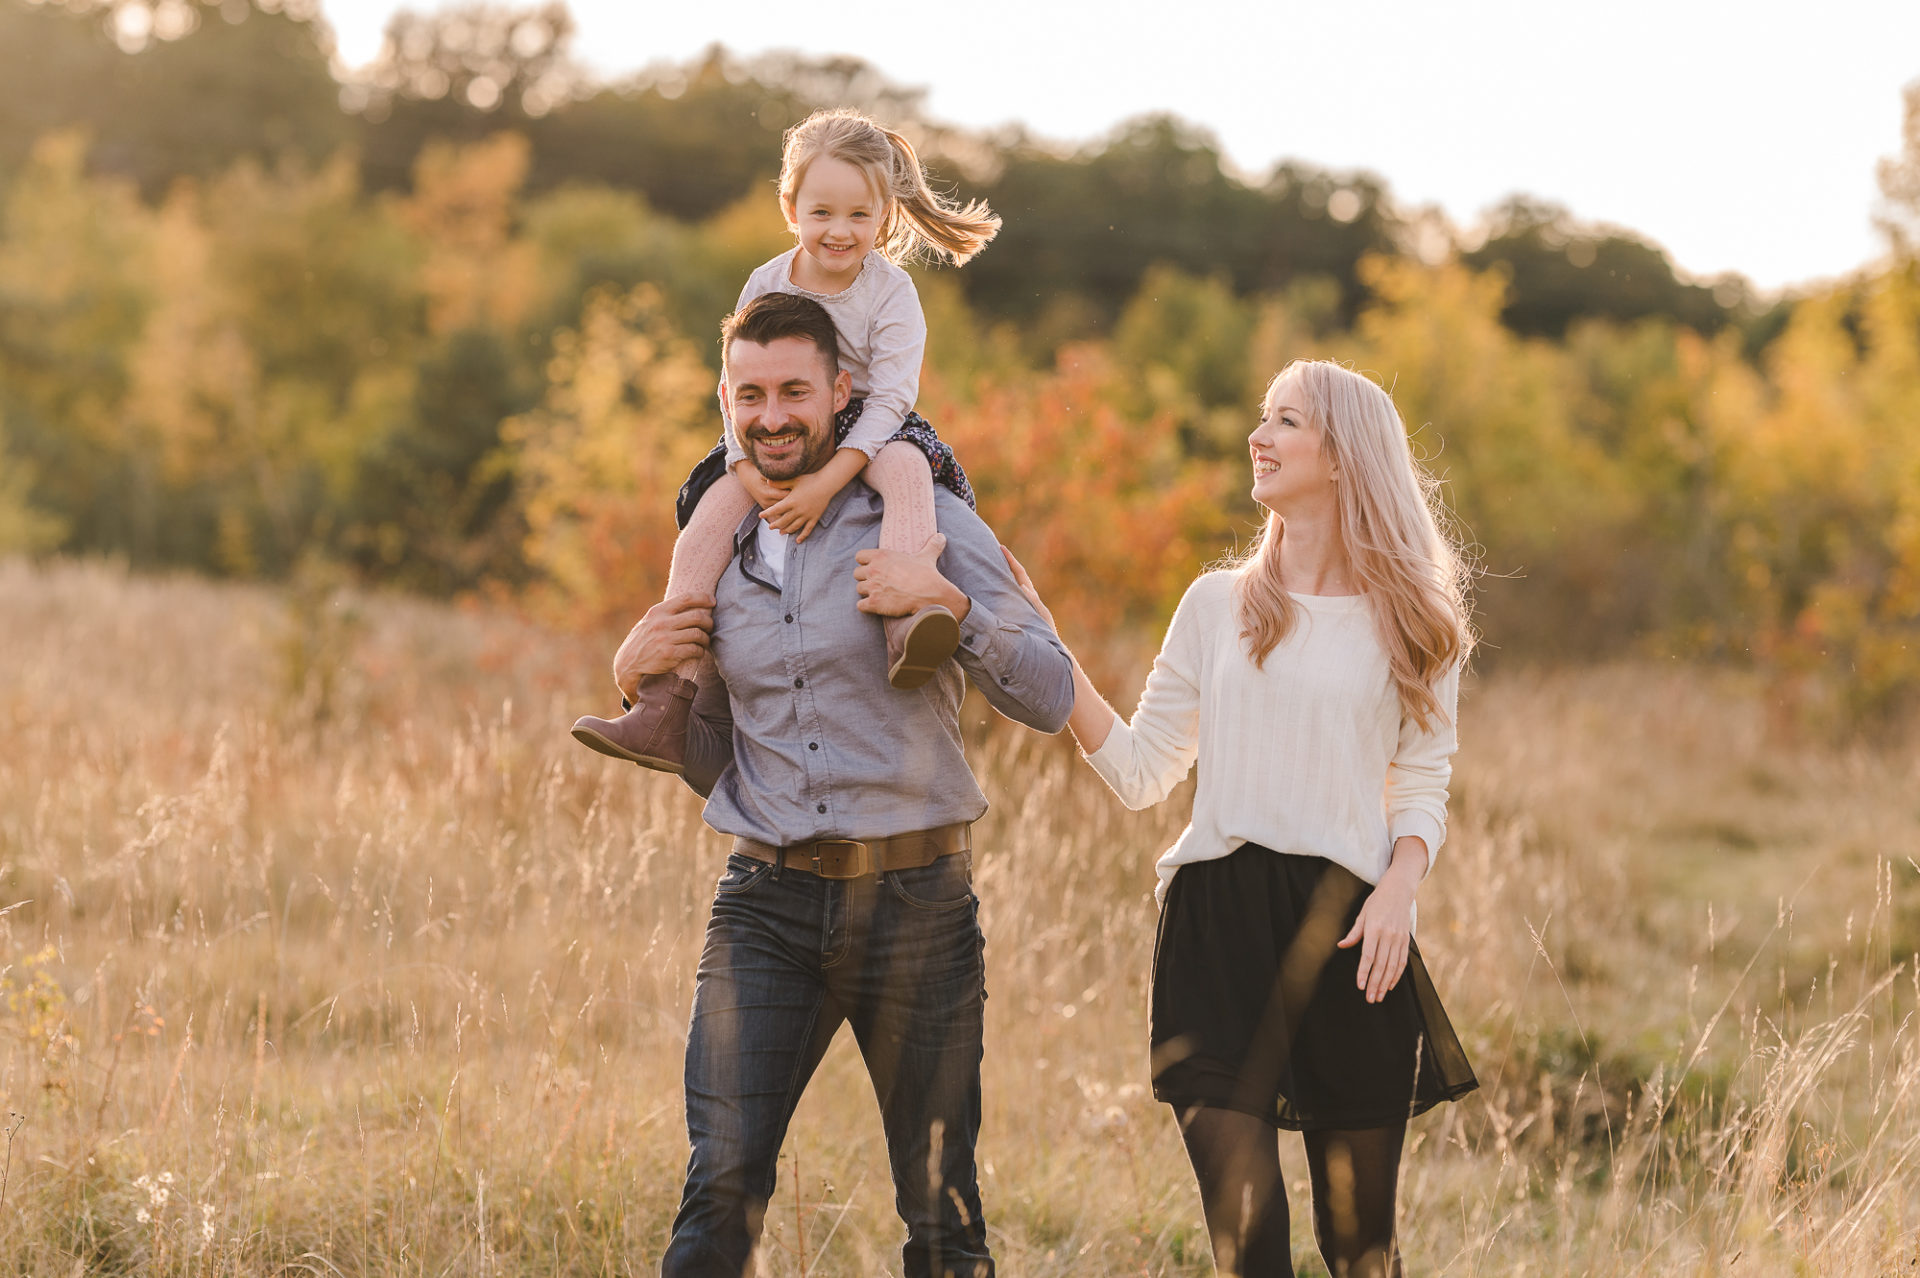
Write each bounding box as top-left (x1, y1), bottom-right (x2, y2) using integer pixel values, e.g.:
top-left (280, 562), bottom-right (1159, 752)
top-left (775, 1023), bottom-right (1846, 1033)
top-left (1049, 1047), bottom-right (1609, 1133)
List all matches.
top-left (757, 522), bottom-right (790, 588)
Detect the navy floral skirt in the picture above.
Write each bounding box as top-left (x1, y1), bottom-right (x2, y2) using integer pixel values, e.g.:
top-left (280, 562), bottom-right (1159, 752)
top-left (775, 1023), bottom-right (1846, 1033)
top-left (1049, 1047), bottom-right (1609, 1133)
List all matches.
top-left (674, 398), bottom-right (975, 531)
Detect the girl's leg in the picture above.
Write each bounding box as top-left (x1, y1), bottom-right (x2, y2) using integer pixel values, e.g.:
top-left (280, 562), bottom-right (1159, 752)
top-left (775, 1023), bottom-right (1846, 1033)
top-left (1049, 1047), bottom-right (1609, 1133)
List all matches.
top-left (1177, 1105), bottom-right (1294, 1278)
top-left (864, 442), bottom-right (957, 690)
top-left (664, 472), bottom-right (757, 682)
top-left (1302, 1124), bottom-right (1406, 1278)
top-left (866, 441), bottom-right (940, 557)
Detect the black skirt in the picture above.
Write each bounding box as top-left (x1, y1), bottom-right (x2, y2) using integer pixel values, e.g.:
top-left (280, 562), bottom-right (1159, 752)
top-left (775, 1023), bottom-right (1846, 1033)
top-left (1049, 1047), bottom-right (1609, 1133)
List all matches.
top-left (1150, 843), bottom-right (1478, 1131)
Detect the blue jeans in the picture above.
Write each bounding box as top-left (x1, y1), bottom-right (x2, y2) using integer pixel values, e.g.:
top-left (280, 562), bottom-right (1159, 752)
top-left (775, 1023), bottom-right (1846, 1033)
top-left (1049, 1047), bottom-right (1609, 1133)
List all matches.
top-left (661, 852), bottom-right (993, 1278)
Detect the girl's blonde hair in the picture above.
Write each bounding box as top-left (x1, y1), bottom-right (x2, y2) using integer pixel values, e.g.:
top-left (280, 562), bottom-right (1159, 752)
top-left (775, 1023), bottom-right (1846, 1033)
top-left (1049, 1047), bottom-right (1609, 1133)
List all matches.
top-left (1232, 359), bottom-right (1474, 729)
top-left (778, 108), bottom-right (1000, 267)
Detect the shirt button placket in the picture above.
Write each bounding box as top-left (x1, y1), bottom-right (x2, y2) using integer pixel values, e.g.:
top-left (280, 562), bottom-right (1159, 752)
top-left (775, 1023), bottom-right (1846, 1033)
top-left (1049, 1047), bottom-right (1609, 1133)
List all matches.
top-left (784, 549), bottom-right (829, 829)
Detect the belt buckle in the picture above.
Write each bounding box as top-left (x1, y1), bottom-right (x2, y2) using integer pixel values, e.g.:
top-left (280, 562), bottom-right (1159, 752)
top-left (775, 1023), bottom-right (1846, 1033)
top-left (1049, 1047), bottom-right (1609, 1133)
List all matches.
top-left (810, 839), bottom-right (871, 879)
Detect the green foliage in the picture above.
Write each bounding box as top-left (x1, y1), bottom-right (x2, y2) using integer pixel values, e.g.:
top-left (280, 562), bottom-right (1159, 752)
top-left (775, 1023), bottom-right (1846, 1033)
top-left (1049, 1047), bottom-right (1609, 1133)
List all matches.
top-left (5, 2), bottom-right (1920, 721)
top-left (0, 0), bottom-right (350, 198)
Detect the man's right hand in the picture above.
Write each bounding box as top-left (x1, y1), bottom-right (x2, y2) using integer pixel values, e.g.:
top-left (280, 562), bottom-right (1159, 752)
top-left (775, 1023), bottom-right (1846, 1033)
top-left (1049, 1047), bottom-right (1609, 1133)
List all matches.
top-left (613, 593), bottom-right (715, 700)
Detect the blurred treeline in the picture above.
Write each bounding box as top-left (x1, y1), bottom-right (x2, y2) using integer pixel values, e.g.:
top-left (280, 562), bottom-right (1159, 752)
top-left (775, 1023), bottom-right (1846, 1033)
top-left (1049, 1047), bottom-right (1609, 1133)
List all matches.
top-left (2, 0), bottom-right (1919, 722)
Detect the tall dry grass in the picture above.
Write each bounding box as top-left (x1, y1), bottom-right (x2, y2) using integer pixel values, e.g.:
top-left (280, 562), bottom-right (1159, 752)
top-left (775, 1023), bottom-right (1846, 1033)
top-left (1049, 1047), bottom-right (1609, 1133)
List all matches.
top-left (1, 556), bottom-right (1917, 1275)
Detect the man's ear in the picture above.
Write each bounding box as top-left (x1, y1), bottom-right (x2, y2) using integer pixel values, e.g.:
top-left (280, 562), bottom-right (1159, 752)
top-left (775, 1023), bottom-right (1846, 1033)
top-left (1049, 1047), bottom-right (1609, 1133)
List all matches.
top-left (717, 380), bottom-right (730, 415)
top-left (832, 368), bottom-right (852, 413)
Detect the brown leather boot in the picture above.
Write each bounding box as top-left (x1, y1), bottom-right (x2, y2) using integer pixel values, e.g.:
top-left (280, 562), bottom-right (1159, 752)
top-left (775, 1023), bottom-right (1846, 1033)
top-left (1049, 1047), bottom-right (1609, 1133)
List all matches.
top-left (571, 672), bottom-right (697, 773)
top-left (885, 605), bottom-right (960, 690)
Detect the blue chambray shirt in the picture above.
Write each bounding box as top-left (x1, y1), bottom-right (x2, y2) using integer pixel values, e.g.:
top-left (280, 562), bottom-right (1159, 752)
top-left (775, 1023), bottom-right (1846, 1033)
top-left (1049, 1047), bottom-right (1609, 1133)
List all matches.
top-left (681, 482), bottom-right (1074, 843)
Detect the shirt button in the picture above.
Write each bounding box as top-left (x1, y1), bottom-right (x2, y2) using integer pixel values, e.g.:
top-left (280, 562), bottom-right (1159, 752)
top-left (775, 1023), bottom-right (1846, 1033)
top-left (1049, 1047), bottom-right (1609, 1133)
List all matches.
top-left (816, 803), bottom-right (826, 814)
top-left (785, 614), bottom-right (793, 623)
top-left (809, 742), bottom-right (819, 750)
top-left (793, 677), bottom-right (804, 689)
top-left (999, 676), bottom-right (1010, 686)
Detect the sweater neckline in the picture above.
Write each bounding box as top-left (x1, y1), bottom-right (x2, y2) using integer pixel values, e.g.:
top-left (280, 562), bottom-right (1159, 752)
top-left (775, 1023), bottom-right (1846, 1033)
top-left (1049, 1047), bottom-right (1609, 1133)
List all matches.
top-left (781, 247), bottom-right (874, 303)
top-left (1287, 589), bottom-right (1366, 610)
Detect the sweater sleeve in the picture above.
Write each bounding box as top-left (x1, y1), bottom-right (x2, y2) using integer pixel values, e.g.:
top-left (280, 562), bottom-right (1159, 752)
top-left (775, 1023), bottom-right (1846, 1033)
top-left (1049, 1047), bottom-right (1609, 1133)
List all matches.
top-left (1384, 661), bottom-right (1461, 874)
top-left (1081, 577), bottom-right (1210, 810)
top-left (836, 271), bottom-right (926, 458)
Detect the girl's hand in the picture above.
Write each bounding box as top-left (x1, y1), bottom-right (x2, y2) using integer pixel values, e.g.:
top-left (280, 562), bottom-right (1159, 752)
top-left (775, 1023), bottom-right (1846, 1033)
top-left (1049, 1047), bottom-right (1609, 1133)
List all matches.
top-left (760, 469), bottom-right (838, 542)
top-left (999, 545), bottom-right (1056, 629)
top-left (1336, 868), bottom-right (1416, 1004)
top-left (733, 461), bottom-right (790, 510)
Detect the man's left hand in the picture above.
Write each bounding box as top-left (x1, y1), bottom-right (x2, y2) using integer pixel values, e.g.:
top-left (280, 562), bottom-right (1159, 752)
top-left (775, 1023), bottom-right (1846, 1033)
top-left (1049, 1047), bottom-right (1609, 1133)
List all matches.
top-left (854, 534), bottom-right (969, 622)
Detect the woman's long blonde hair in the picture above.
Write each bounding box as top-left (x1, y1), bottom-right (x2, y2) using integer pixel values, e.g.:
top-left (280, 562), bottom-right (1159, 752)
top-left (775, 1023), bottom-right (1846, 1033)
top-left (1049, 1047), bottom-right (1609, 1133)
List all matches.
top-left (1232, 359), bottom-right (1473, 729)
top-left (778, 108), bottom-right (1000, 266)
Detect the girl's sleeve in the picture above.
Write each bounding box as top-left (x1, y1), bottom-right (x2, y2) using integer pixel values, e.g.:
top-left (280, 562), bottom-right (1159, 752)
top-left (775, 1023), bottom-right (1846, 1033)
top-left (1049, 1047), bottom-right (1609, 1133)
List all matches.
top-left (837, 273), bottom-right (927, 459)
top-left (1384, 661), bottom-right (1462, 874)
top-left (721, 273), bottom-right (769, 467)
top-left (1081, 579), bottom-right (1209, 810)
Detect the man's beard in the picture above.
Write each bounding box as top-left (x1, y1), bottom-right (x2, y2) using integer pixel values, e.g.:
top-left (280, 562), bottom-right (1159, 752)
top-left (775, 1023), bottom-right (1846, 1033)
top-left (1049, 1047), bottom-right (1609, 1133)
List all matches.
top-left (743, 415), bottom-right (835, 482)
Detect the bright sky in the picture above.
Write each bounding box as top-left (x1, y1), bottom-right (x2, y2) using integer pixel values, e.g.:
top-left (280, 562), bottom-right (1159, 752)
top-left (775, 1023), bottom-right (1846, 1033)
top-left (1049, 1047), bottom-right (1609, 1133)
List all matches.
top-left (318, 0), bottom-right (1920, 293)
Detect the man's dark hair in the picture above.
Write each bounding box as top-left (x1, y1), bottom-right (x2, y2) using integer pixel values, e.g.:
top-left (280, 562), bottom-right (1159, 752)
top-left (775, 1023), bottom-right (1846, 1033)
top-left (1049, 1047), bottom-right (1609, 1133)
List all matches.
top-left (721, 291), bottom-right (841, 376)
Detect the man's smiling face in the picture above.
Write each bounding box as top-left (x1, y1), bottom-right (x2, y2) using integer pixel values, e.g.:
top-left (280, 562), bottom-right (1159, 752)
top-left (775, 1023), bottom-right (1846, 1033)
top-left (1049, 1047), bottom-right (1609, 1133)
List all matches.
top-left (722, 335), bottom-right (851, 483)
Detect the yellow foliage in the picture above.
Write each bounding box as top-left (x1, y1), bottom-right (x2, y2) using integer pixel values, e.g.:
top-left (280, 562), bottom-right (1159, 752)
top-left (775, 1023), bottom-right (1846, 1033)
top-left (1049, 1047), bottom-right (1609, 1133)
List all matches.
top-left (400, 133), bottom-right (542, 335)
top-left (504, 284), bottom-right (717, 629)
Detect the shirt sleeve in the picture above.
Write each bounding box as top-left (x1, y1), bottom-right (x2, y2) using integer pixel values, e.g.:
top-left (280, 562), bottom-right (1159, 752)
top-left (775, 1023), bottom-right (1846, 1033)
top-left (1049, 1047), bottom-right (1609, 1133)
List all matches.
top-left (836, 272), bottom-right (927, 459)
top-left (1081, 579), bottom-right (1206, 810)
top-left (680, 666), bottom-right (737, 800)
top-left (720, 271), bottom-right (771, 468)
top-left (1383, 661), bottom-right (1461, 874)
top-left (931, 493), bottom-right (1074, 733)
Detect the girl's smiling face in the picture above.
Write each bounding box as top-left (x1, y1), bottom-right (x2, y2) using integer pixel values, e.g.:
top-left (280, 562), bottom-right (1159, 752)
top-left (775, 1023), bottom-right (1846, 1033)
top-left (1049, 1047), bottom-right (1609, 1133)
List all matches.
top-left (1249, 376), bottom-right (1336, 514)
top-left (782, 156), bottom-right (883, 291)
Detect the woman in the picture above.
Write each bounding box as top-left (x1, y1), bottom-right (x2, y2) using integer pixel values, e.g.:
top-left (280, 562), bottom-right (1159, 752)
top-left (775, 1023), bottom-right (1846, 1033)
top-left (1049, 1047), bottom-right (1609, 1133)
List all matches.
top-left (1007, 360), bottom-right (1478, 1277)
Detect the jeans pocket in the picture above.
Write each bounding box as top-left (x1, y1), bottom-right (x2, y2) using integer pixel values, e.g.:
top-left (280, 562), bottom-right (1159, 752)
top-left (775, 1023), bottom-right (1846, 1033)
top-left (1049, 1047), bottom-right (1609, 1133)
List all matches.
top-left (886, 853), bottom-right (975, 910)
top-left (715, 853), bottom-right (775, 896)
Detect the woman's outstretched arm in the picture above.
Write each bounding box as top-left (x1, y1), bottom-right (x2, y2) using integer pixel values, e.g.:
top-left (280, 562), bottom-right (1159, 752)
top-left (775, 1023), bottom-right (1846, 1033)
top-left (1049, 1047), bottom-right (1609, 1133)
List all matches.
top-left (1001, 546), bottom-right (1203, 808)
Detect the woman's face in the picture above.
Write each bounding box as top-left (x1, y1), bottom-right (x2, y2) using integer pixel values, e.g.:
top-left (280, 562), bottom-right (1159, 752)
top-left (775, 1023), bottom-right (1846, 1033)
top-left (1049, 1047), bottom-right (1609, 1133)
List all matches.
top-left (1248, 377), bottom-right (1336, 514)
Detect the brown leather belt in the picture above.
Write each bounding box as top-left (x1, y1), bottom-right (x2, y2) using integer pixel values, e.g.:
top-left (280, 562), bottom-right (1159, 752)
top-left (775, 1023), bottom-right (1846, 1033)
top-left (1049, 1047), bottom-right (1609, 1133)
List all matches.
top-left (732, 822), bottom-right (971, 880)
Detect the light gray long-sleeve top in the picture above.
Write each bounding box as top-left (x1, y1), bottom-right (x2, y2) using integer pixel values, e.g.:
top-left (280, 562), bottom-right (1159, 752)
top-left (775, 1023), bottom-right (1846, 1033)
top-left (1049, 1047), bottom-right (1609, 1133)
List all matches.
top-left (720, 249), bottom-right (927, 467)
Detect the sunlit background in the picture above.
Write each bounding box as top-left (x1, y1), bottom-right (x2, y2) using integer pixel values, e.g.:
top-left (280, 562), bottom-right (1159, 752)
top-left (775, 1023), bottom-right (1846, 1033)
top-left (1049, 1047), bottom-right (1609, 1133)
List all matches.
top-left (319, 0), bottom-right (1920, 292)
top-left (5, 1), bottom-right (1920, 1273)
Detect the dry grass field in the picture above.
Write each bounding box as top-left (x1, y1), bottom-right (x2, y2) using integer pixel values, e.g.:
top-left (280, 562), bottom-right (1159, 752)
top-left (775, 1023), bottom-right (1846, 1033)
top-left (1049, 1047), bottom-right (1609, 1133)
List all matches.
top-left (2, 556), bottom-right (1919, 1275)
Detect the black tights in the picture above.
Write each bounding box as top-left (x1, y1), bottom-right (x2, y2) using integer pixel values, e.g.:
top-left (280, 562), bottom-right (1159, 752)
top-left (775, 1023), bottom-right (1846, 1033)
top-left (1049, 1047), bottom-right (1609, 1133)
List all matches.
top-left (1177, 1105), bottom-right (1406, 1278)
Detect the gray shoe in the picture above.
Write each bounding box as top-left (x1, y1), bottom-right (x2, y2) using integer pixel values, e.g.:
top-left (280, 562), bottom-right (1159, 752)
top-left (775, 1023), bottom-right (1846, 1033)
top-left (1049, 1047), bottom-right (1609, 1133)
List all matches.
top-left (885, 606), bottom-right (960, 690)
top-left (571, 673), bottom-right (697, 773)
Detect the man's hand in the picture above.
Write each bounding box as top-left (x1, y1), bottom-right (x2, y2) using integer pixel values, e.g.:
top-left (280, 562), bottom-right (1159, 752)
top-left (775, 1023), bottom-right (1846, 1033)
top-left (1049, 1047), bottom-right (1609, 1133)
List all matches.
top-left (732, 460), bottom-right (790, 510)
top-left (612, 593), bottom-right (715, 700)
top-left (854, 534), bottom-right (968, 622)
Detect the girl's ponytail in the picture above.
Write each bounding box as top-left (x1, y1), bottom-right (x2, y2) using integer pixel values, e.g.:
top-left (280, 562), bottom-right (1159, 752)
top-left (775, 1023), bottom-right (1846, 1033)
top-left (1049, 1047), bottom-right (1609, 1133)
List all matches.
top-left (877, 127), bottom-right (1001, 266)
top-left (779, 109), bottom-right (1000, 268)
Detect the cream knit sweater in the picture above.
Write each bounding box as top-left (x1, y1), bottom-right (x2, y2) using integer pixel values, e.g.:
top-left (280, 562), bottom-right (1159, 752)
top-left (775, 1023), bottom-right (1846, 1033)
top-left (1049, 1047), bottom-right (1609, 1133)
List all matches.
top-left (1083, 571), bottom-right (1459, 899)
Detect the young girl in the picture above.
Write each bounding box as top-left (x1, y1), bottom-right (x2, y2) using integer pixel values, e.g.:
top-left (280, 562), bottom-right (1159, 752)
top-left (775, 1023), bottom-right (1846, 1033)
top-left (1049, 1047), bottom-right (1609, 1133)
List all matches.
top-left (1008, 360), bottom-right (1479, 1277)
top-left (572, 108), bottom-right (999, 772)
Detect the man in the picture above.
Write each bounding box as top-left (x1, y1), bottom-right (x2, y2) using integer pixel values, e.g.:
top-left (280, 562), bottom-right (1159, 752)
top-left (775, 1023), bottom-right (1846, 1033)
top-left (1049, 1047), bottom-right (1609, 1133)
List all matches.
top-left (609, 291), bottom-right (1073, 1278)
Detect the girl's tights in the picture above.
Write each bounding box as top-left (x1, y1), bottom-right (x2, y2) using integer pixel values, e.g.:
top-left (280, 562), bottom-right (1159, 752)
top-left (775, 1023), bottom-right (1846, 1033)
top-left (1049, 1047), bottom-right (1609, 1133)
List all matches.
top-left (1178, 1105), bottom-right (1407, 1278)
top-left (662, 443), bottom-right (939, 684)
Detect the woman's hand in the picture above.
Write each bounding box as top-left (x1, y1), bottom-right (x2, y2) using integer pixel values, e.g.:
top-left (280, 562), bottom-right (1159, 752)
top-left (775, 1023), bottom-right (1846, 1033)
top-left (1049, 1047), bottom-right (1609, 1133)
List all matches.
top-left (999, 545), bottom-right (1057, 629)
top-left (1337, 838), bottom-right (1427, 1003)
